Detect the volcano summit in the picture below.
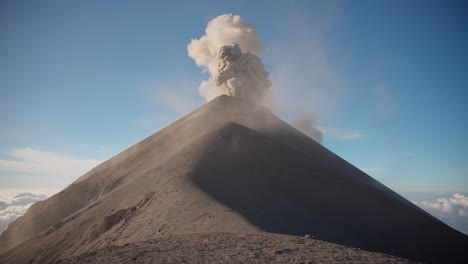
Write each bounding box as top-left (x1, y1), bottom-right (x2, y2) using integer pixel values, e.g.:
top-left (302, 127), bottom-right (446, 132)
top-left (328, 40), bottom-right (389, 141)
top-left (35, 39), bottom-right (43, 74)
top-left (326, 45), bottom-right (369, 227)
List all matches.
top-left (0, 95), bottom-right (467, 263)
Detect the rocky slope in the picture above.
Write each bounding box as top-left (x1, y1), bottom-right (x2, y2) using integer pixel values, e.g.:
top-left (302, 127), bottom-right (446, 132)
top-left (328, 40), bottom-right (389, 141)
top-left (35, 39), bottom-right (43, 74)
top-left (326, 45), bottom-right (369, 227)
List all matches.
top-left (1, 95), bottom-right (467, 263)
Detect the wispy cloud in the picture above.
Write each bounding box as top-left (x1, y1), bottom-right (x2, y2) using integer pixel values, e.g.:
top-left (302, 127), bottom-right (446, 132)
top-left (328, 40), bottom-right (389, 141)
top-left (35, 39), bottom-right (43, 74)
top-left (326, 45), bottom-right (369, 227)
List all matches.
top-left (145, 80), bottom-right (202, 116)
top-left (270, 23), bottom-right (343, 118)
top-left (153, 88), bottom-right (201, 116)
top-left (359, 167), bottom-right (388, 178)
top-left (268, 3), bottom-right (345, 134)
top-left (361, 167), bottom-right (387, 173)
top-left (374, 84), bottom-right (397, 117)
top-left (317, 126), bottom-right (365, 140)
top-left (0, 148), bottom-right (103, 178)
top-left (135, 80), bottom-right (203, 133)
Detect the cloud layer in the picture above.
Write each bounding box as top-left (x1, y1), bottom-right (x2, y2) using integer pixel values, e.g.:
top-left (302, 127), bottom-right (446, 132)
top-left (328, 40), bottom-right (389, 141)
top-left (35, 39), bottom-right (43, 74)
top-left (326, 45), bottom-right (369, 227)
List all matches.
top-left (414, 193), bottom-right (468, 235)
top-left (0, 192), bottom-right (48, 233)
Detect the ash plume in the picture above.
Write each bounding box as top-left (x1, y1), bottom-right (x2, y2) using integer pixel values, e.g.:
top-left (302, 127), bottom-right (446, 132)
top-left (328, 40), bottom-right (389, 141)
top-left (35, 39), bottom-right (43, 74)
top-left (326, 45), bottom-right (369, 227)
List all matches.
top-left (214, 43), bottom-right (271, 102)
top-left (188, 14), bottom-right (271, 103)
top-left (188, 14), bottom-right (322, 144)
top-left (291, 113), bottom-right (323, 143)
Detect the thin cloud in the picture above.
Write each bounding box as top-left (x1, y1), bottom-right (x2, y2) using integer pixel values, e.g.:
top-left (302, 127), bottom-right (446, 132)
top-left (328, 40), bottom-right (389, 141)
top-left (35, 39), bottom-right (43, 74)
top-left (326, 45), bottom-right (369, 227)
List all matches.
top-left (361, 167), bottom-right (387, 173)
top-left (317, 126), bottom-right (365, 140)
top-left (144, 80), bottom-right (202, 116)
top-left (156, 90), bottom-right (201, 115)
top-left (269, 5), bottom-right (344, 120)
top-left (360, 167), bottom-right (388, 178)
top-left (374, 84), bottom-right (397, 119)
top-left (0, 148), bottom-right (103, 178)
top-left (135, 80), bottom-right (203, 133)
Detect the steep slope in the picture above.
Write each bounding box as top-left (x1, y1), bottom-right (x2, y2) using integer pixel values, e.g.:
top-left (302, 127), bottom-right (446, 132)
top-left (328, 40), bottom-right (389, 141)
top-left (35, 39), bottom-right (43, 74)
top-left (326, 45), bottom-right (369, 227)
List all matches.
top-left (0, 95), bottom-right (467, 263)
top-left (0, 180), bottom-right (100, 253)
top-left (0, 123), bottom-right (263, 263)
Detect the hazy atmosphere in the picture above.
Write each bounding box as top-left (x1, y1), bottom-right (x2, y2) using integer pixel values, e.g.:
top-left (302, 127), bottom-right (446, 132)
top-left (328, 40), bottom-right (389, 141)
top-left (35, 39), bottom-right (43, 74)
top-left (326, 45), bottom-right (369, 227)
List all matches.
top-left (1, 0), bottom-right (467, 237)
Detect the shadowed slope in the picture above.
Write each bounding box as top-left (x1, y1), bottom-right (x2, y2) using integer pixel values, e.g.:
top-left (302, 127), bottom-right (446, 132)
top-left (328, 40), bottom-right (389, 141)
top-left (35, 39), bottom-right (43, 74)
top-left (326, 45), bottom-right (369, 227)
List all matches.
top-left (189, 122), bottom-right (468, 263)
top-left (0, 95), bottom-right (467, 263)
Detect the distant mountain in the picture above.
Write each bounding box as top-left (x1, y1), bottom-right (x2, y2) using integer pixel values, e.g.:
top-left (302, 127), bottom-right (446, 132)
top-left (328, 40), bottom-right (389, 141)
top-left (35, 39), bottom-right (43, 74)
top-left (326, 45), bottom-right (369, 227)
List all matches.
top-left (1, 95), bottom-right (467, 263)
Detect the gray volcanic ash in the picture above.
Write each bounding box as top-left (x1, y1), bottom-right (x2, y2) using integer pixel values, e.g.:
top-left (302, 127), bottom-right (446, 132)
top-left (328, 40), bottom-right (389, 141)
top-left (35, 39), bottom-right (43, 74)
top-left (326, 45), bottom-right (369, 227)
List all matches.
top-left (188, 14), bottom-right (271, 103)
top-left (214, 43), bottom-right (271, 103)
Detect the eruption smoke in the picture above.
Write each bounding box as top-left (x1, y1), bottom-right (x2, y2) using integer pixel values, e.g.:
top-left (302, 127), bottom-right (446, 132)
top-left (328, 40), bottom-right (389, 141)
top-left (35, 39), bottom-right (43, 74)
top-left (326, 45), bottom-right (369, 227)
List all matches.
top-left (188, 14), bottom-right (271, 103)
top-left (215, 43), bottom-right (271, 102)
top-left (291, 113), bottom-right (323, 143)
top-left (188, 14), bottom-right (322, 144)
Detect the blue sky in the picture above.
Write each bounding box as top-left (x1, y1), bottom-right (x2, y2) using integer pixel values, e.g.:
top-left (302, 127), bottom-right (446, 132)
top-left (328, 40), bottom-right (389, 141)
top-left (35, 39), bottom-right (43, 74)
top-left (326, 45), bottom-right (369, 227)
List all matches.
top-left (1, 0), bottom-right (467, 196)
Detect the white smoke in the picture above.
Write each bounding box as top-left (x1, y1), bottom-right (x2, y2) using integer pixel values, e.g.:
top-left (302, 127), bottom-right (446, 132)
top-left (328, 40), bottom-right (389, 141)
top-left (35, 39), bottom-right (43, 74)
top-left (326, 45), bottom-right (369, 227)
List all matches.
top-left (188, 14), bottom-right (271, 102)
top-left (291, 113), bottom-right (323, 143)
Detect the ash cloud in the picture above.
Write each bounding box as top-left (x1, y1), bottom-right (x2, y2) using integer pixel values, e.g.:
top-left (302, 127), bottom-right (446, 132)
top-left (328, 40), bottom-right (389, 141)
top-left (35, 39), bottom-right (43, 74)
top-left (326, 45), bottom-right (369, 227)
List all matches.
top-left (188, 14), bottom-right (271, 103)
top-left (187, 13), bottom-right (342, 144)
top-left (291, 113), bottom-right (323, 143)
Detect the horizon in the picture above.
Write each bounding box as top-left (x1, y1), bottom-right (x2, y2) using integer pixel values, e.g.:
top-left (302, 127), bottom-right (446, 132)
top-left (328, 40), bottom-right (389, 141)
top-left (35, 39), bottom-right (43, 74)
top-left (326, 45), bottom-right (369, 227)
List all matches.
top-left (1, 1), bottom-right (467, 235)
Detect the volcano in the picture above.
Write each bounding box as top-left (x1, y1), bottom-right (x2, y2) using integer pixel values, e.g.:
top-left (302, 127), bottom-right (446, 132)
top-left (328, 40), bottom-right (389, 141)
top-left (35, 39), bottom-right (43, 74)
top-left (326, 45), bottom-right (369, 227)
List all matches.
top-left (0, 95), bottom-right (467, 263)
